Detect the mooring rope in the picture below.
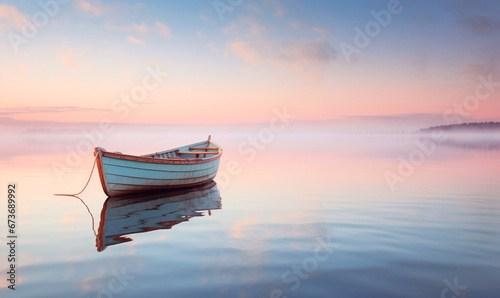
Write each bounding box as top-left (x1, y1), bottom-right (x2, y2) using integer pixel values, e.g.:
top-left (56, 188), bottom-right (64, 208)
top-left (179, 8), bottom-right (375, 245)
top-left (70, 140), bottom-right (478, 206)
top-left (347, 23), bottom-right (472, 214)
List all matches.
top-left (54, 155), bottom-right (98, 197)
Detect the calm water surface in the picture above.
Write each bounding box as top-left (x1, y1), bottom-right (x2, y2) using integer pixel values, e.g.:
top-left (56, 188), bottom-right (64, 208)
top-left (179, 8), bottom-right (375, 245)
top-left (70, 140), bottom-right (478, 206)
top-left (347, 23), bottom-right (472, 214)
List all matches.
top-left (1, 132), bottom-right (499, 297)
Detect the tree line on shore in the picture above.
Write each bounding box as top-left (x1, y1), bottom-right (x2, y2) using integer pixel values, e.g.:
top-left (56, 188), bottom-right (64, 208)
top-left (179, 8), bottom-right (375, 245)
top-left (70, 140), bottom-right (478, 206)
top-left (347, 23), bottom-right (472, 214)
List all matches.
top-left (419, 122), bottom-right (500, 133)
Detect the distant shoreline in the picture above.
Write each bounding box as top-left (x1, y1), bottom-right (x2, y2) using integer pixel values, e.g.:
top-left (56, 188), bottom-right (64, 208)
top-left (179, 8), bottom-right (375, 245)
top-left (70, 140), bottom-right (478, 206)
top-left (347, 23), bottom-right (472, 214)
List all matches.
top-left (418, 122), bottom-right (500, 133)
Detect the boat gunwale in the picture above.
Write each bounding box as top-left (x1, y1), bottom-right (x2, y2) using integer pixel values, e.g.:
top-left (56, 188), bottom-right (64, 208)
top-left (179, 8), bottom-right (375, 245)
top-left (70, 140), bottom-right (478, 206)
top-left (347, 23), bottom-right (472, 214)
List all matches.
top-left (98, 142), bottom-right (222, 165)
top-left (101, 151), bottom-right (221, 164)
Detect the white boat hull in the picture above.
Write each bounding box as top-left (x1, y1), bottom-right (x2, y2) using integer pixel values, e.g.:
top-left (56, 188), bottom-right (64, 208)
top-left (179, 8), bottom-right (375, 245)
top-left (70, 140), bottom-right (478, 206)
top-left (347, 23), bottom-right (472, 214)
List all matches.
top-left (94, 139), bottom-right (222, 196)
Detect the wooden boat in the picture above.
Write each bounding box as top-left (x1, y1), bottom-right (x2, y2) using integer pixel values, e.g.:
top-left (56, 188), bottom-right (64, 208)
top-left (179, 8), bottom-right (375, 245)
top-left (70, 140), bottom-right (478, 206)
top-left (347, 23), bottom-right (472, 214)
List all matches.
top-left (96, 181), bottom-right (221, 251)
top-left (94, 136), bottom-right (222, 196)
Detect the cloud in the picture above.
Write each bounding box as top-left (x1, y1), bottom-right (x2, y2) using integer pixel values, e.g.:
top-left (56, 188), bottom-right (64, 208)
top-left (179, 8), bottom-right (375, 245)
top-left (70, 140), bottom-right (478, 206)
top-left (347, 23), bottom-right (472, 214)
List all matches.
top-left (207, 43), bottom-right (219, 54)
top-left (59, 53), bottom-right (77, 69)
top-left (129, 21), bottom-right (171, 38)
top-left (57, 47), bottom-right (87, 69)
top-left (339, 113), bottom-right (482, 131)
top-left (76, 0), bottom-right (143, 17)
top-left (312, 26), bottom-right (332, 36)
top-left (273, 40), bottom-right (336, 81)
top-left (244, 0), bottom-right (285, 18)
top-left (275, 4), bottom-right (284, 18)
top-left (225, 17), bottom-right (336, 80)
top-left (0, 4), bottom-right (28, 32)
top-left (199, 14), bottom-right (210, 22)
top-left (452, 0), bottom-right (500, 34)
top-left (196, 31), bottom-right (206, 39)
top-left (461, 64), bottom-right (486, 76)
top-left (460, 56), bottom-right (500, 80)
top-left (0, 106), bottom-right (109, 116)
top-left (412, 53), bottom-right (428, 75)
top-left (230, 38), bottom-right (336, 81)
top-left (132, 22), bottom-right (149, 33)
top-left (18, 61), bottom-right (28, 73)
top-left (459, 16), bottom-right (500, 34)
top-left (126, 35), bottom-right (144, 44)
top-left (273, 39), bottom-right (336, 66)
top-left (155, 21), bottom-right (171, 38)
top-left (148, 59), bottom-right (165, 67)
top-left (77, 0), bottom-right (107, 16)
top-left (344, 113), bottom-right (456, 122)
top-left (230, 41), bottom-right (262, 64)
top-left (224, 17), bottom-right (266, 38)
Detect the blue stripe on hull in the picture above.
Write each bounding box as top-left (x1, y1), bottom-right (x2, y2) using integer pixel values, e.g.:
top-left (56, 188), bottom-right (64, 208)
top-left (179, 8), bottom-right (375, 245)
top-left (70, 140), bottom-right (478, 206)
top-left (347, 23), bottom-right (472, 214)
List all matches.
top-left (103, 162), bottom-right (219, 180)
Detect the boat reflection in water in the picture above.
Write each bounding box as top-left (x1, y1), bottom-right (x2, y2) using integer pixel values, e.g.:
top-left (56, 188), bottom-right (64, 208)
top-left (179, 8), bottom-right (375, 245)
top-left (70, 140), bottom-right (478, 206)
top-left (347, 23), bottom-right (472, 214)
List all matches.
top-left (96, 181), bottom-right (221, 252)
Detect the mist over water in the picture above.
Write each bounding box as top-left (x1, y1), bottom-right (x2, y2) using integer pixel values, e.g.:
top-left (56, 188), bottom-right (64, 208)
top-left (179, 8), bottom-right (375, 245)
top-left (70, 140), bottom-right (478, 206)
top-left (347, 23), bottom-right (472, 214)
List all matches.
top-left (1, 128), bottom-right (499, 297)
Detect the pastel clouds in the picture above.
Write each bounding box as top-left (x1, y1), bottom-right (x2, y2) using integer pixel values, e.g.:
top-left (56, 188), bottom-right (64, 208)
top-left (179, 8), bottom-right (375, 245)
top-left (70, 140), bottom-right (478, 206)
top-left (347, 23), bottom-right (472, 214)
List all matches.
top-left (131, 21), bottom-right (172, 39)
top-left (18, 61), bottom-right (28, 73)
top-left (57, 47), bottom-right (88, 69)
top-left (227, 18), bottom-right (336, 80)
top-left (126, 35), bottom-right (144, 44)
top-left (0, 4), bottom-right (27, 32)
top-left (459, 16), bottom-right (500, 34)
top-left (77, 0), bottom-right (107, 16)
top-left (155, 21), bottom-right (171, 38)
top-left (224, 17), bottom-right (266, 37)
top-left (272, 39), bottom-right (336, 68)
top-left (461, 64), bottom-right (486, 76)
top-left (0, 106), bottom-right (108, 116)
top-left (132, 22), bottom-right (149, 33)
top-left (230, 41), bottom-right (261, 63)
top-left (312, 26), bottom-right (332, 36)
top-left (245, 0), bottom-right (285, 19)
top-left (77, 0), bottom-right (149, 20)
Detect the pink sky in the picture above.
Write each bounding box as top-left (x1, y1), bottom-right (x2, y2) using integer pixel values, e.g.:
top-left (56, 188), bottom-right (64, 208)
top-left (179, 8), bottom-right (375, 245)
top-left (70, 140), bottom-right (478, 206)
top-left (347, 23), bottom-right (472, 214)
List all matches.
top-left (1, 1), bottom-right (500, 131)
